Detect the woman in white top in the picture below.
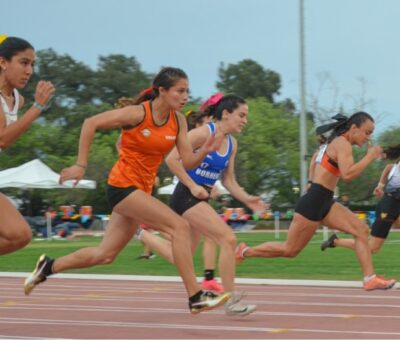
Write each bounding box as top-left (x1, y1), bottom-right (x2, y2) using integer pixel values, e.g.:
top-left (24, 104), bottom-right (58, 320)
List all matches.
top-left (0, 35), bottom-right (55, 255)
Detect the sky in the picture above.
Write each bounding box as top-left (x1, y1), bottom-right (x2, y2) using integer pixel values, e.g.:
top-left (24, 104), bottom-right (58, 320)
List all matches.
top-left (4, 0), bottom-right (400, 135)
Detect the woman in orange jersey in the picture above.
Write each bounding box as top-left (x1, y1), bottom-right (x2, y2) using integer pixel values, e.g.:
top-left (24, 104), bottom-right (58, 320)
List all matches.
top-left (236, 112), bottom-right (397, 291)
top-left (24, 67), bottom-right (230, 314)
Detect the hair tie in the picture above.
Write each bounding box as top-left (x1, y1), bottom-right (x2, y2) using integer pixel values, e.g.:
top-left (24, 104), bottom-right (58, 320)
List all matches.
top-left (0, 34), bottom-right (7, 45)
top-left (315, 113), bottom-right (348, 135)
top-left (140, 86), bottom-right (154, 97)
top-left (185, 109), bottom-right (193, 117)
top-left (200, 92), bottom-right (224, 110)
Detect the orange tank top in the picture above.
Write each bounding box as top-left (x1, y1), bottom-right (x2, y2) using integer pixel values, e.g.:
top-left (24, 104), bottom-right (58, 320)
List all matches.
top-left (315, 144), bottom-right (341, 177)
top-left (108, 101), bottom-right (179, 193)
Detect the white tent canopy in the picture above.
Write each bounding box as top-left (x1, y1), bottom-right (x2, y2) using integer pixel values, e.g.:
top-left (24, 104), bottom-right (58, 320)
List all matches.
top-left (0, 159), bottom-right (96, 189)
top-left (158, 177), bottom-right (229, 195)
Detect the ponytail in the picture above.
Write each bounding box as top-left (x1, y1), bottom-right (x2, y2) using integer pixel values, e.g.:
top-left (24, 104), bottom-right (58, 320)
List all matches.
top-left (115, 86), bottom-right (156, 108)
top-left (202, 94), bottom-right (246, 121)
top-left (316, 111), bottom-right (374, 143)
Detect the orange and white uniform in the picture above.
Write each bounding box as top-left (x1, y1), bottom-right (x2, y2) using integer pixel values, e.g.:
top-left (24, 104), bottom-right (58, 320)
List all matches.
top-left (315, 144), bottom-right (340, 177)
top-left (108, 101), bottom-right (178, 193)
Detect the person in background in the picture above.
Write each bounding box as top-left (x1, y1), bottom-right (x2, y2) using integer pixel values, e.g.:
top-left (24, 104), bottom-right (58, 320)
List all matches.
top-left (236, 112), bottom-right (396, 291)
top-left (321, 144), bottom-right (400, 255)
top-left (0, 35), bottom-right (55, 255)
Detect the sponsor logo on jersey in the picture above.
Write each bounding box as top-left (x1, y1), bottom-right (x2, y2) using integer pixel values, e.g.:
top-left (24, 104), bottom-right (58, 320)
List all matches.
top-left (140, 129), bottom-right (151, 137)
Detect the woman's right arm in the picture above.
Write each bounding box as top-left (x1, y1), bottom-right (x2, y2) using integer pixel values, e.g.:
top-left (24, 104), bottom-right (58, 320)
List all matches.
top-left (165, 125), bottom-right (210, 199)
top-left (0, 81), bottom-right (54, 149)
top-left (60, 105), bottom-right (143, 184)
top-left (336, 138), bottom-right (382, 182)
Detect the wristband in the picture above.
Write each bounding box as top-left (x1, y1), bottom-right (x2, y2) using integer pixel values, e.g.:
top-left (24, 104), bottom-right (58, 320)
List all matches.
top-left (75, 163), bottom-right (87, 169)
top-left (33, 101), bottom-right (47, 111)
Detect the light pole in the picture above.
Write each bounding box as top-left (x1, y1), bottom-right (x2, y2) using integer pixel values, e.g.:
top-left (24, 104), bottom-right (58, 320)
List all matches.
top-left (299, 0), bottom-right (308, 193)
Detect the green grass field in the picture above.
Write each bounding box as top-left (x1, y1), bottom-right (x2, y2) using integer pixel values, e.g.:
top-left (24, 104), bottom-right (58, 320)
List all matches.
top-left (1, 230), bottom-right (400, 281)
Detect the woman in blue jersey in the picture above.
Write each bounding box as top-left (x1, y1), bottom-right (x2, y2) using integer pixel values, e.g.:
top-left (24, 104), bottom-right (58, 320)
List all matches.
top-left (0, 35), bottom-right (54, 255)
top-left (140, 94), bottom-right (265, 316)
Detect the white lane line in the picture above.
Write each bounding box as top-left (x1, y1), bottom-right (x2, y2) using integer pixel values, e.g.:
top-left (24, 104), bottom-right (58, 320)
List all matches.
top-left (2, 294), bottom-right (400, 309)
top-left (1, 281), bottom-right (400, 300)
top-left (1, 317), bottom-right (400, 337)
top-left (3, 304), bottom-right (400, 319)
top-left (0, 272), bottom-right (376, 288)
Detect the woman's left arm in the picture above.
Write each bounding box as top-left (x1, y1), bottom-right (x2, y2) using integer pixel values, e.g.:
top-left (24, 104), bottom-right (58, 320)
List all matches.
top-left (174, 112), bottom-right (222, 169)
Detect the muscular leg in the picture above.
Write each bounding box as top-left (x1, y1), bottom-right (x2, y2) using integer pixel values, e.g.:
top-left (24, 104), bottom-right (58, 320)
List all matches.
top-left (0, 193), bottom-right (32, 255)
top-left (245, 213), bottom-right (319, 258)
top-left (140, 225), bottom-right (201, 264)
top-left (53, 212), bottom-right (136, 272)
top-left (140, 230), bottom-right (174, 263)
top-left (183, 202), bottom-right (236, 292)
top-left (334, 235), bottom-right (386, 254)
top-left (114, 190), bottom-right (200, 296)
top-left (203, 237), bottom-right (217, 270)
top-left (322, 203), bottom-right (373, 276)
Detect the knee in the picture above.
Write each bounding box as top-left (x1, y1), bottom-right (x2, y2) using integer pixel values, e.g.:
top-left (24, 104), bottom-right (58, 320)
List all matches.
top-left (370, 245), bottom-right (381, 254)
top-left (10, 225), bottom-right (32, 250)
top-left (283, 248), bottom-right (300, 258)
top-left (170, 219), bottom-right (191, 239)
top-left (353, 222), bottom-right (369, 239)
top-left (96, 250), bottom-right (118, 265)
top-left (283, 251), bottom-right (299, 258)
top-left (18, 228), bottom-right (32, 248)
top-left (220, 233), bottom-right (237, 250)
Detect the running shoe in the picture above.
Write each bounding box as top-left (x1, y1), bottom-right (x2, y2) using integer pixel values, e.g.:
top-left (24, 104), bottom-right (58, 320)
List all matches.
top-left (136, 252), bottom-right (156, 260)
top-left (320, 233), bottom-right (338, 251)
top-left (201, 278), bottom-right (224, 293)
top-left (235, 242), bottom-right (249, 263)
top-left (364, 275), bottom-right (396, 291)
top-left (189, 291), bottom-right (231, 315)
top-left (224, 293), bottom-right (256, 317)
top-left (24, 254), bottom-right (51, 295)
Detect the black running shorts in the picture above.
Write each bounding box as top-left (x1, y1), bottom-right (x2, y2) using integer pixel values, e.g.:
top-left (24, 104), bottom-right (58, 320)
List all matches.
top-left (169, 181), bottom-right (211, 216)
top-left (106, 184), bottom-right (138, 209)
top-left (295, 183), bottom-right (335, 221)
top-left (371, 194), bottom-right (400, 239)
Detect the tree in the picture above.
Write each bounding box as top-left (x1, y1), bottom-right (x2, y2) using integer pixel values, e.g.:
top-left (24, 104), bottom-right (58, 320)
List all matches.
top-left (235, 98), bottom-right (314, 207)
top-left (92, 54), bottom-right (152, 105)
top-left (216, 59), bottom-right (281, 103)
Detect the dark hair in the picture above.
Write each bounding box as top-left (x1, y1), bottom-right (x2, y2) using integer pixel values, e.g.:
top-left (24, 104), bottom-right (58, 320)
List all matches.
top-left (383, 144), bottom-right (400, 160)
top-left (186, 110), bottom-right (208, 130)
top-left (136, 67), bottom-right (187, 105)
top-left (316, 111), bottom-right (374, 143)
top-left (204, 94), bottom-right (246, 121)
top-left (116, 67), bottom-right (188, 108)
top-left (0, 36), bottom-right (34, 61)
top-left (316, 134), bottom-right (327, 145)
